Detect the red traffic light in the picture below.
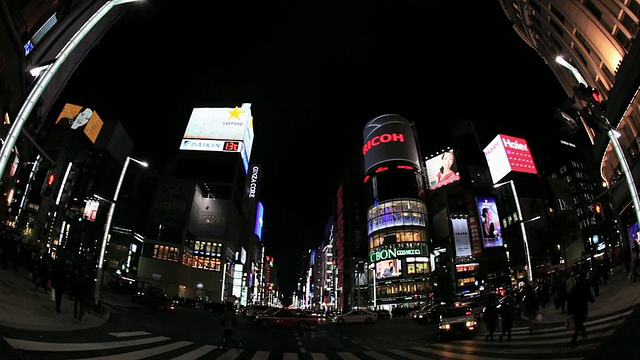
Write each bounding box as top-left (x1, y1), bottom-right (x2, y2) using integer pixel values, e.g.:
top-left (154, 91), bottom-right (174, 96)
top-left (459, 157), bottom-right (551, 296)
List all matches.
top-left (590, 89), bottom-right (602, 103)
top-left (46, 172), bottom-right (56, 186)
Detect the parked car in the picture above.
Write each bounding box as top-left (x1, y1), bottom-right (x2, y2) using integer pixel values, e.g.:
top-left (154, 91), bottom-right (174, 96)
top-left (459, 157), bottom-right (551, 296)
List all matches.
top-left (410, 303), bottom-right (448, 324)
top-left (332, 309), bottom-right (377, 324)
top-left (437, 305), bottom-right (478, 341)
top-left (131, 288), bottom-right (176, 311)
top-left (255, 308), bottom-right (319, 329)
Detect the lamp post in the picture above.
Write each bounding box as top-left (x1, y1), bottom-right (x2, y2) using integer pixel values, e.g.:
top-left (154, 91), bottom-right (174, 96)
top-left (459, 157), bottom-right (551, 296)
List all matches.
top-left (0, 0), bottom-right (140, 185)
top-left (94, 156), bottom-right (147, 305)
top-left (555, 56), bottom-right (640, 234)
top-left (494, 180), bottom-right (535, 283)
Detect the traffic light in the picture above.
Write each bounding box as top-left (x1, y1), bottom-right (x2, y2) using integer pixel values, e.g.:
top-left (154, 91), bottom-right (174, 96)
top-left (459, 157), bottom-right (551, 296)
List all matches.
top-left (593, 202), bottom-right (605, 224)
top-left (40, 170), bottom-right (56, 199)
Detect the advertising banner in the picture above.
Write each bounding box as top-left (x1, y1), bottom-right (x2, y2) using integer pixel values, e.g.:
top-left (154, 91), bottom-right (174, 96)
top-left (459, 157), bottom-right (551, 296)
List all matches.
top-left (362, 114), bottom-right (420, 174)
top-left (476, 196), bottom-right (504, 248)
top-left (55, 103), bottom-right (103, 143)
top-left (452, 218), bottom-right (472, 257)
top-left (375, 259), bottom-right (402, 279)
top-left (426, 149), bottom-right (461, 190)
top-left (483, 134), bottom-right (537, 183)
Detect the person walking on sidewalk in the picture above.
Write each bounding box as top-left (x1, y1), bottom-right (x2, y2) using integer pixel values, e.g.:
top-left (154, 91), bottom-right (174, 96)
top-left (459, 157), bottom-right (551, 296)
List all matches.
top-left (483, 294), bottom-right (498, 341)
top-left (51, 258), bottom-right (69, 313)
top-left (567, 271), bottom-right (595, 346)
top-left (498, 294), bottom-right (515, 341)
top-left (522, 284), bottom-right (539, 334)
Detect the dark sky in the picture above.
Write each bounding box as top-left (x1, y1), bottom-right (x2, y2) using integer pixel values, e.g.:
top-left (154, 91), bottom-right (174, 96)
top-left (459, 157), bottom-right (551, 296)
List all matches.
top-left (57, 1), bottom-right (568, 294)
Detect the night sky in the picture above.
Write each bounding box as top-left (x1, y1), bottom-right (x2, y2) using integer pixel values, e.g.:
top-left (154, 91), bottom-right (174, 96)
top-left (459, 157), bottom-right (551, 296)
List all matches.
top-left (56, 1), bottom-right (568, 294)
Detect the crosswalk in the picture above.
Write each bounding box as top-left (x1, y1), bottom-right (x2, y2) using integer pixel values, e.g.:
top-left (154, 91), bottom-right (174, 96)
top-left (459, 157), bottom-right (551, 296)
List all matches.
top-left (3, 309), bottom-right (632, 360)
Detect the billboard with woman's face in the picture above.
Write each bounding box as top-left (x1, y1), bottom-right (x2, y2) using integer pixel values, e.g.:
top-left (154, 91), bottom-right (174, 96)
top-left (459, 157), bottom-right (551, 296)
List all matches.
top-left (426, 149), bottom-right (461, 190)
top-left (476, 196), bottom-right (503, 248)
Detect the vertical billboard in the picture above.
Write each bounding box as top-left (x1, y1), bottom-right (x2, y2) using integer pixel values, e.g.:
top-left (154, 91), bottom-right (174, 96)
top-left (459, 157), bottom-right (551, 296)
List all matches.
top-left (452, 218), bottom-right (472, 257)
top-left (426, 149), bottom-right (461, 190)
top-left (362, 114), bottom-right (421, 174)
top-left (483, 134), bottom-right (537, 184)
top-left (476, 196), bottom-right (503, 248)
top-left (55, 103), bottom-right (104, 143)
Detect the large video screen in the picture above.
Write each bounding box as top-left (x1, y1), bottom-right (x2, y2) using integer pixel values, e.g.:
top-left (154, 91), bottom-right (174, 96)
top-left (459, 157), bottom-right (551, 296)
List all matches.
top-left (476, 196), bottom-right (504, 248)
top-left (426, 149), bottom-right (461, 190)
top-left (375, 259), bottom-right (402, 279)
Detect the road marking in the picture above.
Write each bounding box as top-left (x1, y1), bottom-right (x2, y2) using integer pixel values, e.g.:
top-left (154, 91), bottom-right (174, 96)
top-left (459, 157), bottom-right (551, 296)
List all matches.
top-left (171, 344), bottom-right (216, 359)
top-left (251, 351), bottom-right (270, 359)
top-left (108, 331), bottom-right (151, 337)
top-left (363, 351), bottom-right (394, 359)
top-left (283, 353), bottom-right (298, 360)
top-left (75, 340), bottom-right (192, 360)
top-left (4, 336), bottom-right (171, 351)
top-left (310, 353), bottom-right (328, 359)
top-left (337, 352), bottom-right (361, 359)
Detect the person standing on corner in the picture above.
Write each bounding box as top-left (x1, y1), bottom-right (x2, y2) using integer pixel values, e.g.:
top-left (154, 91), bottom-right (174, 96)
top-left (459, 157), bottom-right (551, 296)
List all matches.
top-left (221, 302), bottom-right (242, 351)
top-left (71, 266), bottom-right (92, 322)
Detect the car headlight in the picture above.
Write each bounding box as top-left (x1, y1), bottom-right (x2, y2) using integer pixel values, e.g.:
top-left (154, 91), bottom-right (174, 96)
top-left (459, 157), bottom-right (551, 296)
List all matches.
top-left (439, 324), bottom-right (451, 330)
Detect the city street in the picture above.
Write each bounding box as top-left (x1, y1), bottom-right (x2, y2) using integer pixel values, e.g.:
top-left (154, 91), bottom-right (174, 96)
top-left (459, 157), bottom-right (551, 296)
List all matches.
top-left (1, 296), bottom-right (639, 359)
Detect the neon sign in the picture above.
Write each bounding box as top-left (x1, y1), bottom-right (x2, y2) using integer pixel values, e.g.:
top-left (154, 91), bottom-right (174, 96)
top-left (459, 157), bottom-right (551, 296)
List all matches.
top-left (369, 248), bottom-right (421, 262)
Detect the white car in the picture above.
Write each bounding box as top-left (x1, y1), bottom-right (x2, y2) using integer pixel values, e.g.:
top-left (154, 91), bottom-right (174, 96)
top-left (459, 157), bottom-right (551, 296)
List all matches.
top-left (332, 310), bottom-right (377, 324)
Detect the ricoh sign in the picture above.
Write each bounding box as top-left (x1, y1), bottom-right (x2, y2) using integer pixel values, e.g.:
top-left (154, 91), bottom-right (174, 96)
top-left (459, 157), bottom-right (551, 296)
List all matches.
top-left (362, 114), bottom-right (421, 175)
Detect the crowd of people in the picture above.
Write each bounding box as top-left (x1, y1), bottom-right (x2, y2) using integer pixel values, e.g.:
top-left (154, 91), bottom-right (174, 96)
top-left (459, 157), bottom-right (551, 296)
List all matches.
top-left (481, 255), bottom-right (615, 345)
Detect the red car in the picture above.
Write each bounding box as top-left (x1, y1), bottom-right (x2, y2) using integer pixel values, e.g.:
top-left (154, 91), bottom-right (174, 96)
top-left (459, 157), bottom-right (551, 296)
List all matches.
top-left (255, 308), bottom-right (319, 329)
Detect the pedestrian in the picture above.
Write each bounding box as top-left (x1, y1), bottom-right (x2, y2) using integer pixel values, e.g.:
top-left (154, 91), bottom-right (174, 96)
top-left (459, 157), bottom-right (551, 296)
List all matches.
top-left (567, 271), bottom-right (595, 346)
top-left (498, 294), bottom-right (514, 341)
top-left (220, 302), bottom-right (242, 351)
top-left (522, 284), bottom-right (539, 334)
top-left (552, 273), bottom-right (567, 313)
top-left (483, 294), bottom-right (498, 342)
top-left (51, 258), bottom-right (68, 313)
top-left (71, 267), bottom-right (92, 322)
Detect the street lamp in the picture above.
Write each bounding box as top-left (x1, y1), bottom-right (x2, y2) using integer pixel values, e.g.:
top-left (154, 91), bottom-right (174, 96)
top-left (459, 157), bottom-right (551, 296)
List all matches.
top-left (494, 180), bottom-right (534, 283)
top-left (0, 0), bottom-right (140, 185)
top-left (555, 56), bottom-right (640, 233)
top-left (94, 156), bottom-right (148, 305)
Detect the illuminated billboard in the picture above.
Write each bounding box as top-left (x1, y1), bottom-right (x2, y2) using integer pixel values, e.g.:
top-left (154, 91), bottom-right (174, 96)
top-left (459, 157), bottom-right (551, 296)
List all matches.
top-left (180, 103), bottom-right (254, 160)
top-left (483, 134), bottom-right (537, 184)
top-left (426, 149), bottom-right (461, 190)
top-left (362, 114), bottom-right (421, 174)
top-left (476, 196), bottom-right (503, 248)
top-left (452, 218), bottom-right (472, 257)
top-left (375, 259), bottom-right (402, 279)
top-left (55, 103), bottom-right (104, 143)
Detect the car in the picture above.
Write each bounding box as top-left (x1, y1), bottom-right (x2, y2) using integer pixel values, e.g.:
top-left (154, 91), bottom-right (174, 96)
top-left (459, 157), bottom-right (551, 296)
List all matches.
top-left (410, 303), bottom-right (448, 324)
top-left (373, 309), bottom-right (392, 320)
top-left (199, 301), bottom-right (225, 313)
top-left (332, 309), bottom-right (377, 324)
top-left (245, 305), bottom-right (272, 320)
top-left (254, 308), bottom-right (319, 329)
top-left (131, 288), bottom-right (176, 310)
top-left (461, 301), bottom-right (486, 320)
top-left (253, 307), bottom-right (281, 320)
top-left (437, 305), bottom-right (478, 341)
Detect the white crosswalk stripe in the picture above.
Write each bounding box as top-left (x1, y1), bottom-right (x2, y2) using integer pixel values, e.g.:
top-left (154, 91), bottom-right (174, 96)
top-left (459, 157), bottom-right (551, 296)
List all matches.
top-left (3, 309), bottom-right (631, 360)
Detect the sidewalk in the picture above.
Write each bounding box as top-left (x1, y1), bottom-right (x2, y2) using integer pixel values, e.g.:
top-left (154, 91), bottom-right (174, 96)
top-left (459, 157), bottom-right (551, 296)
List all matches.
top-left (0, 266), bottom-right (111, 331)
top-left (532, 266), bottom-right (640, 326)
